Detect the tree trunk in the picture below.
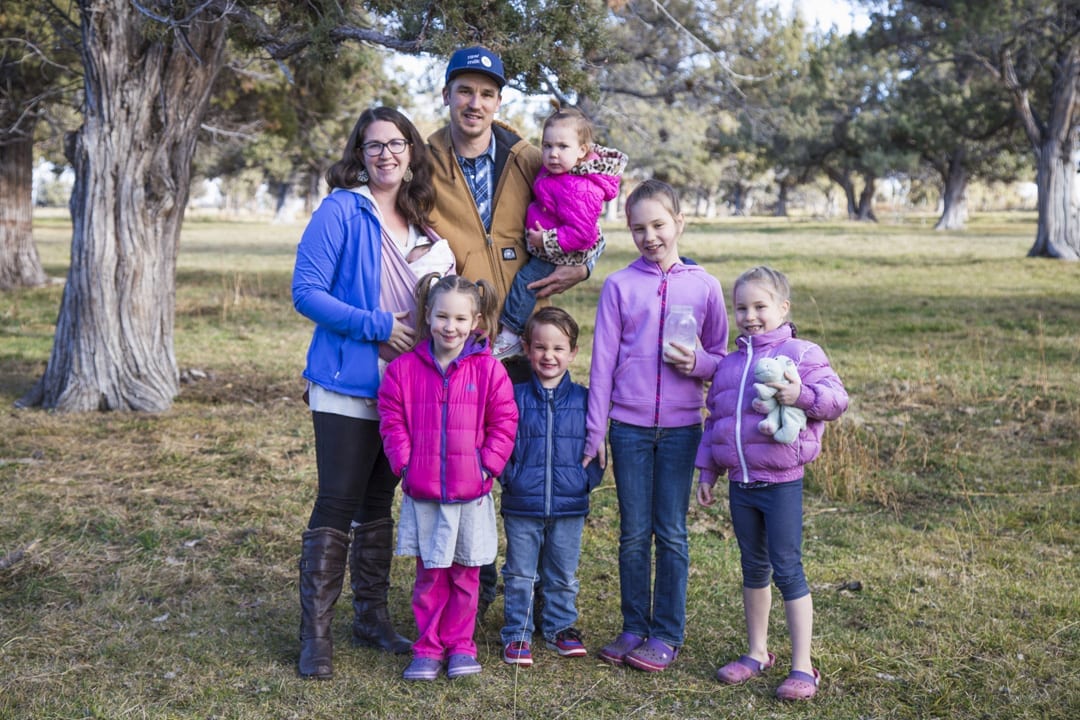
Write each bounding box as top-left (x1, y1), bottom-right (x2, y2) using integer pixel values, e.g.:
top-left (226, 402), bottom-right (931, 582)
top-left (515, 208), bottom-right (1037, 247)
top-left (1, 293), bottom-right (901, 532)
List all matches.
top-left (0, 129), bottom-right (48, 290)
top-left (775, 178), bottom-right (795, 217)
top-left (18, 0), bottom-right (227, 411)
top-left (825, 167), bottom-right (858, 219)
top-left (1028, 136), bottom-right (1080, 258)
top-left (729, 182), bottom-right (751, 216)
top-left (305, 168), bottom-right (322, 217)
top-left (856, 173), bottom-right (877, 222)
top-left (934, 150), bottom-right (969, 231)
top-left (1006, 43), bottom-right (1080, 258)
top-left (272, 179), bottom-right (292, 222)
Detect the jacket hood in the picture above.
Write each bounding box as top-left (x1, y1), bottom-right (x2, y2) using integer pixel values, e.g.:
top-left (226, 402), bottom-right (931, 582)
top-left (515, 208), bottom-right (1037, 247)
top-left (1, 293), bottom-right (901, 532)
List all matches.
top-left (572, 144), bottom-right (628, 178)
top-left (735, 322), bottom-right (798, 353)
top-left (415, 331), bottom-right (492, 369)
top-left (627, 256), bottom-right (703, 279)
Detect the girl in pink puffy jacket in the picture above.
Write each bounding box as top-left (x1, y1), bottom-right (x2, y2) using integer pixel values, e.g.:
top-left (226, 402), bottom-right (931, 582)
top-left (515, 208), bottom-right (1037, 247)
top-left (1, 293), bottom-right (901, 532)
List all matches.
top-left (492, 106), bottom-right (628, 360)
top-left (378, 274), bottom-right (518, 681)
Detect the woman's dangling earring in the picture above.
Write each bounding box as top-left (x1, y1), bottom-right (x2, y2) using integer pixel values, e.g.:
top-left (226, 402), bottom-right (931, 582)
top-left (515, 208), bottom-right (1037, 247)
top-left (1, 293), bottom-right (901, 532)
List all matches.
top-left (403, 166), bottom-right (413, 183)
top-left (357, 168), bottom-right (369, 184)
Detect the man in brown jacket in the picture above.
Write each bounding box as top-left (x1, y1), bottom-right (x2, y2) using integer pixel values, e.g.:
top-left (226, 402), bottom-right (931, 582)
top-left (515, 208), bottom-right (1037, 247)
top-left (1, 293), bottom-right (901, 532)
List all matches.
top-left (427, 46), bottom-right (600, 622)
top-left (428, 46), bottom-right (596, 362)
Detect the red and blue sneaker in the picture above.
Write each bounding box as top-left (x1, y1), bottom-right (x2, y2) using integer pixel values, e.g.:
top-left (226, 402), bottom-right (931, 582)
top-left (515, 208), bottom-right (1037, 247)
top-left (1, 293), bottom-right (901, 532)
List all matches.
top-left (546, 627), bottom-right (587, 658)
top-left (503, 641), bottom-right (533, 666)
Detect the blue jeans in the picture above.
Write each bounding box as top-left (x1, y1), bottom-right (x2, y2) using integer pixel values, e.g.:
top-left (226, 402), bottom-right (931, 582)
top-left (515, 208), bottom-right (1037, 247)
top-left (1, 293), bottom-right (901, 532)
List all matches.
top-left (729, 479), bottom-right (809, 601)
top-left (500, 256), bottom-right (555, 334)
top-left (500, 514), bottom-right (584, 645)
top-left (608, 420), bottom-right (701, 647)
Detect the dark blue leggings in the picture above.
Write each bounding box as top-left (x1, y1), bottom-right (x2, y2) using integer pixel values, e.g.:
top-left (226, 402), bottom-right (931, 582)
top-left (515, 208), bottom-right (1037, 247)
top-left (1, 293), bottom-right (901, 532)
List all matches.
top-left (307, 411), bottom-right (398, 532)
top-left (728, 479), bottom-right (809, 601)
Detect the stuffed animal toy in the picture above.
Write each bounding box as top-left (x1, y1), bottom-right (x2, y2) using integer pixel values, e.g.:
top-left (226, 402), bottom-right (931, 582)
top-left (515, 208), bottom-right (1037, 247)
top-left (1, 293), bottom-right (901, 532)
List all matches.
top-left (752, 355), bottom-right (807, 444)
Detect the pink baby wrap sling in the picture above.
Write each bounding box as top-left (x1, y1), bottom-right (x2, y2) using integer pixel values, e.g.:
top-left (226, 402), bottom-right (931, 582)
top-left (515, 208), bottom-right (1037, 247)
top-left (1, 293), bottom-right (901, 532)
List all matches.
top-left (378, 225), bottom-right (454, 342)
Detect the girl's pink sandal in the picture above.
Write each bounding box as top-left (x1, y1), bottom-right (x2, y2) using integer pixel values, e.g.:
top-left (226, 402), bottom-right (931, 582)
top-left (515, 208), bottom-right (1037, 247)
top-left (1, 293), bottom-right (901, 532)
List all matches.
top-left (775, 668), bottom-right (821, 700)
top-left (715, 652), bottom-right (776, 684)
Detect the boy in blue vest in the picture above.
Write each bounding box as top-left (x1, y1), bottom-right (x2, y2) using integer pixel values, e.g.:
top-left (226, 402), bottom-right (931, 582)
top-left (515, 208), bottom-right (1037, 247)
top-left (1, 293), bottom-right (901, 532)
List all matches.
top-left (498, 307), bottom-right (604, 666)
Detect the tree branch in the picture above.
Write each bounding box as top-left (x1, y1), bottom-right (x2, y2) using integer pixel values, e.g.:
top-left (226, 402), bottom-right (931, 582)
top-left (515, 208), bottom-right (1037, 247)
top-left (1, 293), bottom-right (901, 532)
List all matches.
top-left (645, 0), bottom-right (768, 92)
top-left (1000, 48), bottom-right (1046, 151)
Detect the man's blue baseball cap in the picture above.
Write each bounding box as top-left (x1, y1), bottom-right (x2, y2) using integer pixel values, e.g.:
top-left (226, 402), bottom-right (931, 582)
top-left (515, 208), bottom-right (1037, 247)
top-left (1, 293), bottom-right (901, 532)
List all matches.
top-left (445, 46), bottom-right (506, 88)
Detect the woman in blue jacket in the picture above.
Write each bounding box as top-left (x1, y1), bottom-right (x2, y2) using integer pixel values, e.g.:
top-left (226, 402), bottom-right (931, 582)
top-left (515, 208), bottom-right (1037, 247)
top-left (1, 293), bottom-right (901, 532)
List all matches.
top-left (291, 106), bottom-right (441, 679)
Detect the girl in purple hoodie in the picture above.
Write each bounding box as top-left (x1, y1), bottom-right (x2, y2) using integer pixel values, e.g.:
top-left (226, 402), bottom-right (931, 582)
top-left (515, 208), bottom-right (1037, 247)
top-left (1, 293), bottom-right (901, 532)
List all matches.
top-left (586, 179), bottom-right (728, 671)
top-left (695, 266), bottom-right (848, 701)
top-left (492, 106), bottom-right (628, 360)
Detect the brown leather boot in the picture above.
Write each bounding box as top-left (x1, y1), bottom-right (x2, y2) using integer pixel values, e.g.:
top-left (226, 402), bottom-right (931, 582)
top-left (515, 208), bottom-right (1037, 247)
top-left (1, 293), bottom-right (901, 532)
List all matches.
top-left (298, 526), bottom-right (349, 679)
top-left (349, 518), bottom-right (412, 654)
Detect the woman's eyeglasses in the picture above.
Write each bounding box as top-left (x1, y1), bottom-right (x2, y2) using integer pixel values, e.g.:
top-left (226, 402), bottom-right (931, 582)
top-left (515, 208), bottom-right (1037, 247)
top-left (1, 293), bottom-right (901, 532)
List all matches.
top-left (361, 139), bottom-right (411, 157)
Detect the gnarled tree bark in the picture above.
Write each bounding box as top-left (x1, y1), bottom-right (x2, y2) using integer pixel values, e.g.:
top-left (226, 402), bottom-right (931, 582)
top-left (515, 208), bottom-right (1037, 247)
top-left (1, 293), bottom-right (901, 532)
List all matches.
top-left (934, 148), bottom-right (969, 231)
top-left (0, 129), bottom-right (48, 290)
top-left (18, 0), bottom-right (227, 411)
top-left (1004, 45), bottom-right (1080, 259)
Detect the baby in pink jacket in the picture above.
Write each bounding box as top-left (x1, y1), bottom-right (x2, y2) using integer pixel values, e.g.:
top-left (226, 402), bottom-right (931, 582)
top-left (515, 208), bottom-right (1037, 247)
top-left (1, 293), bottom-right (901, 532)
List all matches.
top-left (492, 105), bottom-right (627, 360)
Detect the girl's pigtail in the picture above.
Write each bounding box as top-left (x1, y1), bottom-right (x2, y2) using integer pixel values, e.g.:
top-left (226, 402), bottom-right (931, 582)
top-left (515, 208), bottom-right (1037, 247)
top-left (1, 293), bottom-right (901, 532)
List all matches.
top-left (413, 272), bottom-right (441, 346)
top-left (474, 279), bottom-right (500, 344)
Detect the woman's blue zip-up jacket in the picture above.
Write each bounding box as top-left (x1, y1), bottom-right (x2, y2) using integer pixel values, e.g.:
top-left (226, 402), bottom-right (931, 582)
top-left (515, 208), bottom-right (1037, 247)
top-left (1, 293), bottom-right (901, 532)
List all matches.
top-left (499, 372), bottom-right (604, 518)
top-left (292, 189), bottom-right (394, 398)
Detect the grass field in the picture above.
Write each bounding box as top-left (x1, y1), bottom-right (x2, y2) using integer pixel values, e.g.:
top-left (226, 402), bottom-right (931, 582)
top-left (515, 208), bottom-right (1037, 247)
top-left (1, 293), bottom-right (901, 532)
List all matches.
top-left (1, 212), bottom-right (1077, 719)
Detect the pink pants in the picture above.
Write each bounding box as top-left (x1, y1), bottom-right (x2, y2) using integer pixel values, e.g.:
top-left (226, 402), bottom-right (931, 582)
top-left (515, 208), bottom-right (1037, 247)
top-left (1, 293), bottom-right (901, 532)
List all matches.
top-left (411, 559), bottom-right (480, 659)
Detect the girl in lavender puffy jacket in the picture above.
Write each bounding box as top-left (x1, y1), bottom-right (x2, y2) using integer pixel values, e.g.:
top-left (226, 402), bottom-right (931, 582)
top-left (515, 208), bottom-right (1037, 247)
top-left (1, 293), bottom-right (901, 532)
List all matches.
top-left (695, 266), bottom-right (848, 702)
top-left (492, 105), bottom-right (628, 360)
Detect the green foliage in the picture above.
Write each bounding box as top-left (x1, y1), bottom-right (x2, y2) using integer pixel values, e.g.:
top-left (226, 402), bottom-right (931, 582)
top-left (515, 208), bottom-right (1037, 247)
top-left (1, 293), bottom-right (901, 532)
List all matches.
top-left (197, 31), bottom-right (402, 206)
top-left (0, 2), bottom-right (80, 137)
top-left (194, 0), bottom-right (614, 206)
top-left (367, 0), bottom-right (611, 95)
top-left (593, 1), bottom-right (809, 205)
top-left (870, 0), bottom-right (1080, 149)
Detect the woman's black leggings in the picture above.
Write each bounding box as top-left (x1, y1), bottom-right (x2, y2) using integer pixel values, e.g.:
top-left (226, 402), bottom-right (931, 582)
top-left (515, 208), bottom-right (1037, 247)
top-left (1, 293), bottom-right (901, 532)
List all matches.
top-left (307, 411), bottom-right (399, 532)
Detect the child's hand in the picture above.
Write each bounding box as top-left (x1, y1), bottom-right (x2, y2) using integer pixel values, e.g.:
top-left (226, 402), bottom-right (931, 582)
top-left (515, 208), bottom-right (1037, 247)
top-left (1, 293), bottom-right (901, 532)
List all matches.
top-left (770, 367), bottom-right (802, 406)
top-left (663, 341), bottom-right (696, 375)
top-left (526, 222), bottom-right (544, 251)
top-left (583, 445), bottom-right (606, 470)
top-left (696, 482), bottom-right (715, 507)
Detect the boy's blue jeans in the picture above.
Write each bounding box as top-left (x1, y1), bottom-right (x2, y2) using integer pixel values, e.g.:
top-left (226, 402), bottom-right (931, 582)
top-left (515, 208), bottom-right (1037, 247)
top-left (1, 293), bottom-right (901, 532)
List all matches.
top-left (728, 478), bottom-right (809, 600)
top-left (608, 420), bottom-right (701, 648)
top-left (500, 514), bottom-right (585, 645)
top-left (500, 256), bottom-right (556, 334)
